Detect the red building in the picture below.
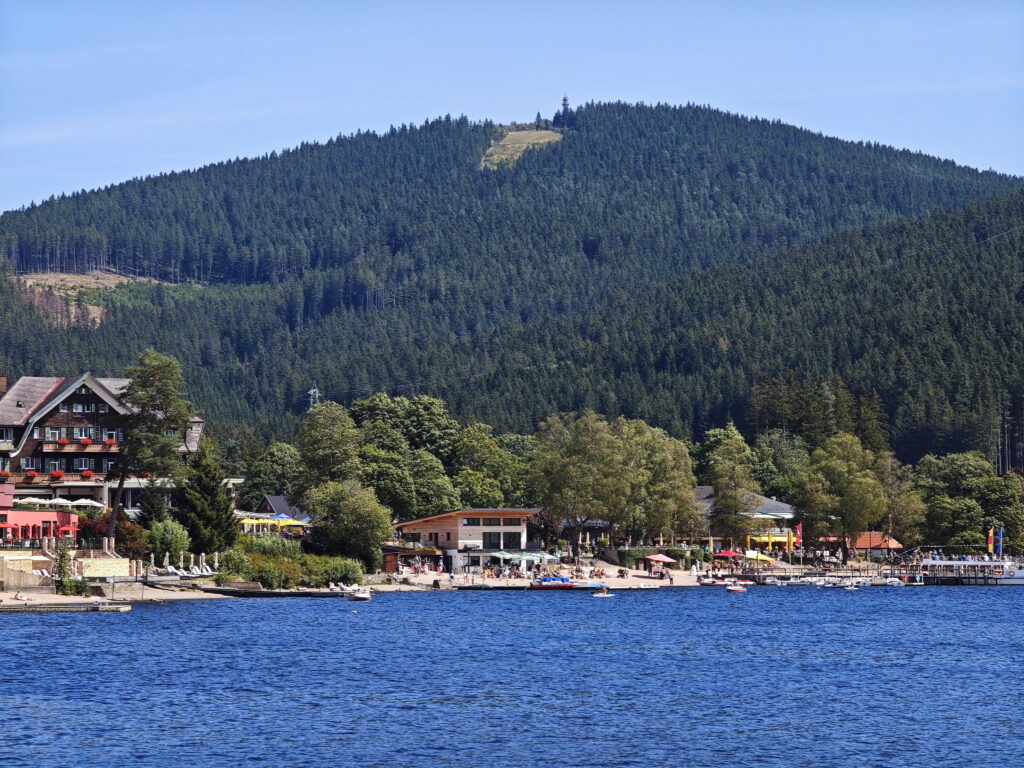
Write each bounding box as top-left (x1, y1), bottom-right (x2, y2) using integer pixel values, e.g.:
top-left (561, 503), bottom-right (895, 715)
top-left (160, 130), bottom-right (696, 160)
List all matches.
top-left (0, 482), bottom-right (79, 541)
top-left (0, 374), bottom-right (203, 510)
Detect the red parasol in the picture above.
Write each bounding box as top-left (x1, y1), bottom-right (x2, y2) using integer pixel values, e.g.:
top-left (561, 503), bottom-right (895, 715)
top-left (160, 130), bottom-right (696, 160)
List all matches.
top-left (645, 554), bottom-right (677, 563)
top-left (714, 550), bottom-right (742, 557)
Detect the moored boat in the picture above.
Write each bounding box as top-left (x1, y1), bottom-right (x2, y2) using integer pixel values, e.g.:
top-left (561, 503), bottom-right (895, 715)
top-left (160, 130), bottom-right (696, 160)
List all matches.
top-left (347, 589), bottom-right (372, 602)
top-left (529, 576), bottom-right (575, 590)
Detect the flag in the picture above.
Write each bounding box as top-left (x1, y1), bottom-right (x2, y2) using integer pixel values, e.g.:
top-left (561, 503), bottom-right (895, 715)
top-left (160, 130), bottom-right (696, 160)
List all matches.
top-left (795, 523), bottom-right (802, 548)
top-left (997, 529), bottom-right (1003, 557)
top-left (987, 528), bottom-right (994, 554)
top-left (768, 531), bottom-right (773, 550)
top-left (787, 529), bottom-right (794, 552)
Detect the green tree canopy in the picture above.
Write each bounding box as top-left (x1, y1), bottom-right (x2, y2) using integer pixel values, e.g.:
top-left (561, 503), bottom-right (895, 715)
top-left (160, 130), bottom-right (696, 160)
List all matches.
top-left (305, 480), bottom-right (393, 571)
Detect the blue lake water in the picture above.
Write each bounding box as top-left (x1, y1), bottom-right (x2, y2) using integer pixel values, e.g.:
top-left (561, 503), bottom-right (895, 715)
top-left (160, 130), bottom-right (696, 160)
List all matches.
top-left (2, 587), bottom-right (1022, 767)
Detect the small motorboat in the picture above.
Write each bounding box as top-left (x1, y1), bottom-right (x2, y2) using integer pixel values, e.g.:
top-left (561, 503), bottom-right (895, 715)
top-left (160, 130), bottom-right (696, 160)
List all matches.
top-left (725, 584), bottom-right (747, 593)
top-left (592, 587), bottom-right (614, 598)
top-left (885, 578), bottom-right (906, 587)
top-left (844, 585), bottom-right (858, 591)
top-left (347, 589), bottom-right (372, 602)
top-left (529, 577), bottom-right (575, 590)
top-left (734, 579), bottom-right (755, 586)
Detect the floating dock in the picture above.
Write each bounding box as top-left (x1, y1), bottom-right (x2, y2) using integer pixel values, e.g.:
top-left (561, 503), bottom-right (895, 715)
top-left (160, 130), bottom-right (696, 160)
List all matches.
top-left (0, 602), bottom-right (130, 613)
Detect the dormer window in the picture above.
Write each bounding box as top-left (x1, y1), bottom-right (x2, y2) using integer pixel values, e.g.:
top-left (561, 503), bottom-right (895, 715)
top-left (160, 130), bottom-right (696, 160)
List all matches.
top-left (15, 401), bottom-right (24, 408)
top-left (77, 386), bottom-right (89, 395)
top-left (59, 403), bottom-right (69, 412)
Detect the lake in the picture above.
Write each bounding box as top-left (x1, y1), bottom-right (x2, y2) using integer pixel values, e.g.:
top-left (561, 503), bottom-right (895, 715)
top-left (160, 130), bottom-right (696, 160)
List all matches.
top-left (2, 587), bottom-right (1022, 767)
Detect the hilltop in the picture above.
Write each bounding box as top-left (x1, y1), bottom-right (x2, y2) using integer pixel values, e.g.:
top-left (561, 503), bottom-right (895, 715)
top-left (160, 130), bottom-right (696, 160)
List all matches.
top-left (0, 100), bottom-right (1020, 456)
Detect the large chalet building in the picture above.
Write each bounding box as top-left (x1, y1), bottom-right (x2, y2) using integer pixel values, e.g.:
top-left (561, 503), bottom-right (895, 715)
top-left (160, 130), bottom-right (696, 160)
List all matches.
top-left (0, 373), bottom-right (203, 509)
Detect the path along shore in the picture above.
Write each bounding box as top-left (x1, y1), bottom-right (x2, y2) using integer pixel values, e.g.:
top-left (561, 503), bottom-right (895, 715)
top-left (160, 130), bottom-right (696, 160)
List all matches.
top-left (3, 563), bottom-right (834, 606)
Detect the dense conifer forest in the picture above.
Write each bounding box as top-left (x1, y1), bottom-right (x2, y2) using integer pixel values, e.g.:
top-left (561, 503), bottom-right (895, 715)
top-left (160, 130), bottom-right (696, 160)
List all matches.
top-left (0, 101), bottom-right (1021, 462)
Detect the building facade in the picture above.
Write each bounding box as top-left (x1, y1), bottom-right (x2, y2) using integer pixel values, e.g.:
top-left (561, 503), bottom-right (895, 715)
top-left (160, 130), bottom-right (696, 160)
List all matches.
top-left (393, 508), bottom-right (538, 573)
top-left (0, 374), bottom-right (203, 509)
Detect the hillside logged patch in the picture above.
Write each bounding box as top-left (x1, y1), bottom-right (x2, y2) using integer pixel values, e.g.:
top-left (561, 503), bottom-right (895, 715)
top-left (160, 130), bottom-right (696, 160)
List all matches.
top-left (482, 129), bottom-right (562, 169)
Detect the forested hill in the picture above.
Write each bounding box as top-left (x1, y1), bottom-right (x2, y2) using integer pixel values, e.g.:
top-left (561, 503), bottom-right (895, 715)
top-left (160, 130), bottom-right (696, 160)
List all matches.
top-left (2, 102), bottom-right (1018, 290)
top-left (0, 101), bottom-right (1021, 460)
top-left (424, 189), bottom-right (1024, 461)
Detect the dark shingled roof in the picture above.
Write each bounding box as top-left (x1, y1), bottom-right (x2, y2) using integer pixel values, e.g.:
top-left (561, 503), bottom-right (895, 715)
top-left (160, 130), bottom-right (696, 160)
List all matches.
top-left (695, 485), bottom-right (794, 519)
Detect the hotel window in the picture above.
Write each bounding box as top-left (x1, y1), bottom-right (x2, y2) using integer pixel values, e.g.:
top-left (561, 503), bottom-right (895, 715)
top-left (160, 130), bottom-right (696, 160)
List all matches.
top-left (0, 457), bottom-right (9, 471)
top-left (446, 532), bottom-right (451, 541)
top-left (462, 518), bottom-right (480, 526)
top-left (73, 403), bottom-right (85, 413)
top-left (59, 403), bottom-right (69, 412)
top-left (73, 458), bottom-right (95, 471)
top-left (482, 518), bottom-right (501, 526)
top-left (77, 386), bottom-right (89, 395)
top-left (166, 429), bottom-right (177, 437)
top-left (21, 457), bottom-right (40, 470)
top-left (33, 427), bottom-right (40, 439)
top-left (482, 531), bottom-right (502, 549)
top-left (0, 427), bottom-right (12, 441)
top-left (47, 458), bottom-right (65, 472)
top-left (46, 427), bottom-right (61, 441)
top-left (503, 518), bottom-right (521, 526)
top-left (502, 532), bottom-right (522, 550)
top-left (102, 459), bottom-right (116, 473)
top-left (98, 404), bottom-right (108, 413)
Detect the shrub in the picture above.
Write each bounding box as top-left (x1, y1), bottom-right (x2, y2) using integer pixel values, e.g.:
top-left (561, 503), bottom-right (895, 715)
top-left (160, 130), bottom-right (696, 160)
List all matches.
top-left (300, 555), bottom-right (364, 587)
top-left (238, 535), bottom-right (303, 559)
top-left (665, 548), bottom-right (692, 569)
top-left (145, 520), bottom-right (191, 562)
top-left (616, 547), bottom-right (659, 569)
top-left (57, 579), bottom-right (91, 596)
top-left (248, 553), bottom-right (304, 589)
top-left (217, 549), bottom-right (251, 580)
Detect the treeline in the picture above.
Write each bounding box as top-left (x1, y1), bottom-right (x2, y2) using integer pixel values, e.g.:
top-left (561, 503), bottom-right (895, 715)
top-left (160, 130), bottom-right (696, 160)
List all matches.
top-left (220, 391), bottom-right (1023, 559)
top-left (693, 421), bottom-right (1024, 558)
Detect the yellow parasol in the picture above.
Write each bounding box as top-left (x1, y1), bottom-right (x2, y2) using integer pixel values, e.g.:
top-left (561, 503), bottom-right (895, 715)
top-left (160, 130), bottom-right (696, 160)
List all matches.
top-left (745, 552), bottom-right (774, 562)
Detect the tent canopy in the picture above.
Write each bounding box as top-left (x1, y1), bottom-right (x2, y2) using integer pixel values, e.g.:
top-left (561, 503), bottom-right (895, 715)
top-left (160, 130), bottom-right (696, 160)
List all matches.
top-left (715, 550), bottom-right (742, 558)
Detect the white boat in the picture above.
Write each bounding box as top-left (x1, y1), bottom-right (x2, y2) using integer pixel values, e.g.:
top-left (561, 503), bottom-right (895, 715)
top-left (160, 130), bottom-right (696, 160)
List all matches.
top-left (725, 584), bottom-right (747, 593)
top-left (885, 578), bottom-right (906, 587)
top-left (844, 585), bottom-right (858, 591)
top-left (347, 589), bottom-right (372, 602)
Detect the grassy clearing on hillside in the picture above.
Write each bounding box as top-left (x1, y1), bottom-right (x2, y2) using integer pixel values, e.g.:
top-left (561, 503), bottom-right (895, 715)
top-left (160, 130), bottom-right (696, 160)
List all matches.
top-left (482, 129), bottom-right (562, 169)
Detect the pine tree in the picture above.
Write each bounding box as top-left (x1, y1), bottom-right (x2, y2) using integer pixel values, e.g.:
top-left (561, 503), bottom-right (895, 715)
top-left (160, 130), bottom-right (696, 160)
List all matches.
top-left (136, 479), bottom-right (171, 528)
top-left (172, 438), bottom-right (237, 554)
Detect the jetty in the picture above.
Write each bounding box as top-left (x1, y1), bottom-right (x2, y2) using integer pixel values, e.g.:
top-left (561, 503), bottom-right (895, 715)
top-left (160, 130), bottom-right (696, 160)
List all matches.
top-left (0, 601), bottom-right (130, 613)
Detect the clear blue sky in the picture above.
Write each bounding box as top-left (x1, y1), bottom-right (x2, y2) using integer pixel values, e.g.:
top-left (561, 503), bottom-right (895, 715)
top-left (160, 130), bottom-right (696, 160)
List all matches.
top-left (1, 0), bottom-right (1022, 212)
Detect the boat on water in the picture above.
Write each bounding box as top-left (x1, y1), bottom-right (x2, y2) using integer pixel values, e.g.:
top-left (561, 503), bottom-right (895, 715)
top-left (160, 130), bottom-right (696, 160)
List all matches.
top-left (571, 580), bottom-right (608, 591)
top-left (916, 558), bottom-right (1024, 586)
top-left (529, 576), bottom-right (575, 590)
top-left (592, 587), bottom-right (614, 598)
top-left (725, 584), bottom-right (747, 593)
top-left (347, 589), bottom-right (372, 602)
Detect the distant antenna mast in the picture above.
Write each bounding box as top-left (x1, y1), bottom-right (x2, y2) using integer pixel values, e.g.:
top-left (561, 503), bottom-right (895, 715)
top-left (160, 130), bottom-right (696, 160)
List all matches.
top-left (307, 385), bottom-right (322, 411)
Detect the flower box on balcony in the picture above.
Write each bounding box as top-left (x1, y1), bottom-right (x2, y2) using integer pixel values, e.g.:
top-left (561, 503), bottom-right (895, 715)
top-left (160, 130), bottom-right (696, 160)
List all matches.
top-left (79, 438), bottom-right (93, 446)
top-left (57, 438), bottom-right (70, 446)
top-left (0, 470), bottom-right (9, 479)
top-left (25, 470), bottom-right (38, 478)
top-left (104, 438), bottom-right (117, 447)
top-left (50, 470), bottom-right (65, 479)
top-left (82, 470), bottom-right (94, 478)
